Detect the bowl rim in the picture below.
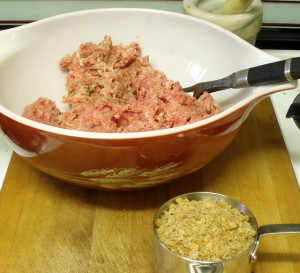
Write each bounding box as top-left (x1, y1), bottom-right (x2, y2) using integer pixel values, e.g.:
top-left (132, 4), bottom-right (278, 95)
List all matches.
top-left (0, 8), bottom-right (294, 140)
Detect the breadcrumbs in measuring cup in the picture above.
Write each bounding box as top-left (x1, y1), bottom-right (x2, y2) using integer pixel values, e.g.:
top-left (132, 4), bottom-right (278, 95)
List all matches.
top-left (155, 198), bottom-right (256, 261)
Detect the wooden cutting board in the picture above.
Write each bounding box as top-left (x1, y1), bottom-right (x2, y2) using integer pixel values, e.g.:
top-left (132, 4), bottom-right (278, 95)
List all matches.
top-left (0, 98), bottom-right (299, 273)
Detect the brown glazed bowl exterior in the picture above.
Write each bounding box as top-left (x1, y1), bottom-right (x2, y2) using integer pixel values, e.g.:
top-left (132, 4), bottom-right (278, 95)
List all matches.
top-left (0, 9), bottom-right (296, 190)
top-left (0, 106), bottom-right (248, 190)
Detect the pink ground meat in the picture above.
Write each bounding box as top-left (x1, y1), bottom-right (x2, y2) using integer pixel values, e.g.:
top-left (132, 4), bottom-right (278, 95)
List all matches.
top-left (23, 36), bottom-right (222, 133)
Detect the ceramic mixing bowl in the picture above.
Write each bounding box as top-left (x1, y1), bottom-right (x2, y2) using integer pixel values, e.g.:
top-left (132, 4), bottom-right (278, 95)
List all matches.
top-left (0, 8), bottom-right (296, 190)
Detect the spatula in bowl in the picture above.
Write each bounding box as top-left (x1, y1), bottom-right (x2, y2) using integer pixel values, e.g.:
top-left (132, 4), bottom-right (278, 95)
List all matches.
top-left (183, 57), bottom-right (300, 99)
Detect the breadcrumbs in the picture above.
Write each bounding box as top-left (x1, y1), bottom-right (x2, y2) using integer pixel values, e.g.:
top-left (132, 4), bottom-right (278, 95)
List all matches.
top-left (155, 198), bottom-right (256, 261)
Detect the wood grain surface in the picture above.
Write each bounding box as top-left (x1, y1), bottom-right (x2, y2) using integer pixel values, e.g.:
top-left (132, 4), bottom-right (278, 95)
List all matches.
top-left (0, 98), bottom-right (299, 273)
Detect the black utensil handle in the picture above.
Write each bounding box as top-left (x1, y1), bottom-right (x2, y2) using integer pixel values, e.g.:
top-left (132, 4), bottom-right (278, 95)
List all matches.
top-left (291, 57), bottom-right (300, 79)
top-left (247, 57), bottom-right (300, 86)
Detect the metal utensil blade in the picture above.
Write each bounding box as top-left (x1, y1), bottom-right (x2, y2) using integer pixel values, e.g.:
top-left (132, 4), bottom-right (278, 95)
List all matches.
top-left (183, 76), bottom-right (232, 99)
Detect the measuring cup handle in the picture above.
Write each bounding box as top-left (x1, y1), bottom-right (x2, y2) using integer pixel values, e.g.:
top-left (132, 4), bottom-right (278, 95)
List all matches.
top-left (258, 224), bottom-right (300, 236)
top-left (250, 224), bottom-right (300, 263)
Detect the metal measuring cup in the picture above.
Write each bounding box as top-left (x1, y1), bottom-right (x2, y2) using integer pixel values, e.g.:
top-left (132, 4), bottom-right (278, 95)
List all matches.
top-left (153, 192), bottom-right (300, 273)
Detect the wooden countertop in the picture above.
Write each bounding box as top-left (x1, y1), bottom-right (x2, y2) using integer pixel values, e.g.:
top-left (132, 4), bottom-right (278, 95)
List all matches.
top-left (0, 98), bottom-right (299, 273)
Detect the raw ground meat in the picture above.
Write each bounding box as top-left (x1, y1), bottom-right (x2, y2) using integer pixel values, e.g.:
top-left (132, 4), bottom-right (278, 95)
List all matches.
top-left (23, 36), bottom-right (222, 133)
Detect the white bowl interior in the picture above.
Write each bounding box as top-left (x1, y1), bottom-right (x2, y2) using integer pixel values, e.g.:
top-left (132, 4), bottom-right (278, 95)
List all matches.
top-left (0, 8), bottom-right (295, 138)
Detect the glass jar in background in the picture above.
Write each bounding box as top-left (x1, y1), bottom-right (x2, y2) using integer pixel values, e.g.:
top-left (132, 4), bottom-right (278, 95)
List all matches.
top-left (183, 0), bottom-right (263, 45)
